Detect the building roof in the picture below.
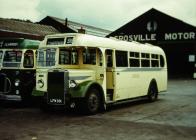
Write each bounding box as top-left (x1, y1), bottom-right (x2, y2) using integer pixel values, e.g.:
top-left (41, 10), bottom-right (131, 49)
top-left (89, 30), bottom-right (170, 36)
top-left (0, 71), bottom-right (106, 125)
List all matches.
top-left (0, 18), bottom-right (59, 37)
top-left (107, 8), bottom-right (196, 38)
top-left (39, 16), bottom-right (111, 37)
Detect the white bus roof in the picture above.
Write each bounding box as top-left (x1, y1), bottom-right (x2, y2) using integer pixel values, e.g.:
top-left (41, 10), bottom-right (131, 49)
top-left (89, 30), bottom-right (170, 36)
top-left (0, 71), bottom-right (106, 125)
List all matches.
top-left (40, 33), bottom-right (164, 54)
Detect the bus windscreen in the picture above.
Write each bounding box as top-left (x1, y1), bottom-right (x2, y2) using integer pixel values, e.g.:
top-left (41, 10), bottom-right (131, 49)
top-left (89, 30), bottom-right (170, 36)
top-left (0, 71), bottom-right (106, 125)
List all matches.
top-left (3, 50), bottom-right (22, 67)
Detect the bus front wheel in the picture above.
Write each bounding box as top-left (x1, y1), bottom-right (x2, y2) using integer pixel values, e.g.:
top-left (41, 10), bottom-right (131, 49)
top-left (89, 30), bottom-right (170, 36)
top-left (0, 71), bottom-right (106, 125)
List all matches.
top-left (82, 88), bottom-right (101, 115)
top-left (147, 83), bottom-right (158, 102)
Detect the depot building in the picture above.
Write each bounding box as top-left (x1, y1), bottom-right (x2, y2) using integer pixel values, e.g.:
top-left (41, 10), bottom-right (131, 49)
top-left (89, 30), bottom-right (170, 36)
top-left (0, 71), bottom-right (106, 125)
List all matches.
top-left (107, 8), bottom-right (196, 79)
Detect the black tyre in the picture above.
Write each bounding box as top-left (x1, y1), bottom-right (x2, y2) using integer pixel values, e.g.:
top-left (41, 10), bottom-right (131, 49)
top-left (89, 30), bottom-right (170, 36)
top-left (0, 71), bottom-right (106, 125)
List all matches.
top-left (83, 88), bottom-right (101, 115)
top-left (147, 83), bottom-right (158, 102)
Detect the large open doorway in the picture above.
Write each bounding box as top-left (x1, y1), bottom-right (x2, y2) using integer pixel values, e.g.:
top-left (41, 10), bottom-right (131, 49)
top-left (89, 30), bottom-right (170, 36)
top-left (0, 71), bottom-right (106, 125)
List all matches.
top-left (161, 43), bottom-right (195, 79)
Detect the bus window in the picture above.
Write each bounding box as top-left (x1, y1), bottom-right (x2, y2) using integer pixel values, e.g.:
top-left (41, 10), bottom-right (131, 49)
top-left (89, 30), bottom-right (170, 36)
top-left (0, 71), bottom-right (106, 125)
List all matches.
top-left (141, 53), bottom-right (150, 67)
top-left (59, 49), bottom-right (70, 64)
top-left (83, 48), bottom-right (96, 65)
top-left (106, 50), bottom-right (113, 67)
top-left (151, 54), bottom-right (159, 67)
top-left (98, 49), bottom-right (103, 66)
top-left (0, 51), bottom-right (2, 59)
top-left (129, 52), bottom-right (140, 67)
top-left (0, 51), bottom-right (3, 63)
top-left (160, 55), bottom-right (165, 67)
top-left (130, 59), bottom-right (140, 67)
top-left (59, 48), bottom-right (78, 65)
top-left (37, 48), bottom-right (56, 67)
top-left (46, 49), bottom-right (56, 66)
top-left (130, 52), bottom-right (139, 58)
top-left (3, 50), bottom-right (22, 67)
top-left (71, 51), bottom-right (78, 64)
top-left (37, 50), bottom-right (44, 66)
top-left (23, 50), bottom-right (34, 68)
top-left (116, 51), bottom-right (128, 67)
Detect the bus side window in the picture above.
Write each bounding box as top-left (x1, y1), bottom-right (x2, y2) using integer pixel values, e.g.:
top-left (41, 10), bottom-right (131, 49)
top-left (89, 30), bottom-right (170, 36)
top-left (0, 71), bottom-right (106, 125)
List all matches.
top-left (0, 51), bottom-right (2, 58)
top-left (160, 55), bottom-right (165, 67)
top-left (0, 51), bottom-right (3, 61)
top-left (59, 49), bottom-right (70, 64)
top-left (129, 52), bottom-right (140, 67)
top-left (115, 50), bottom-right (128, 67)
top-left (83, 48), bottom-right (96, 65)
top-left (106, 50), bottom-right (113, 67)
top-left (71, 51), bottom-right (78, 65)
top-left (23, 50), bottom-right (34, 68)
top-left (141, 53), bottom-right (150, 67)
top-left (151, 54), bottom-right (159, 67)
top-left (98, 49), bottom-right (103, 66)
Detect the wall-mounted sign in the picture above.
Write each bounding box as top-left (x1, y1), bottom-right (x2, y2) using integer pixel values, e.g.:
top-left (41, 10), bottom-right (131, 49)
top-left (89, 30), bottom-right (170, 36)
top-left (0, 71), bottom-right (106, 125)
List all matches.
top-left (115, 34), bottom-right (156, 42)
top-left (165, 32), bottom-right (195, 40)
top-left (112, 19), bottom-right (195, 42)
top-left (114, 31), bottom-right (195, 42)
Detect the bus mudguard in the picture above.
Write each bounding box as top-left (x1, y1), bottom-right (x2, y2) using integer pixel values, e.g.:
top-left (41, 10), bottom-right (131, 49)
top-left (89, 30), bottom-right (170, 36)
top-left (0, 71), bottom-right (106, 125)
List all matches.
top-left (70, 80), bottom-right (104, 99)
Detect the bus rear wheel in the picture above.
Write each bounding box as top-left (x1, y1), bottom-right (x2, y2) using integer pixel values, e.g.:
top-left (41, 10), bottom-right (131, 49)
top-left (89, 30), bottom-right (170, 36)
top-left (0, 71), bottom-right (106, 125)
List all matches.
top-left (147, 83), bottom-right (158, 102)
top-left (82, 88), bottom-right (100, 115)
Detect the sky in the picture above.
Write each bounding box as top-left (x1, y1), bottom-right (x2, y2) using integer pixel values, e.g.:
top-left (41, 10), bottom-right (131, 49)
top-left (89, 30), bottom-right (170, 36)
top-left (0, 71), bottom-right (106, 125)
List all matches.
top-left (0, 0), bottom-right (196, 31)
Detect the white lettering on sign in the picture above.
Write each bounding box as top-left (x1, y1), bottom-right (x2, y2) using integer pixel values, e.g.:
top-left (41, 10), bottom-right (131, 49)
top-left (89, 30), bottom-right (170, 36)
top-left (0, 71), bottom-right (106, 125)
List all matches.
top-left (4, 42), bottom-right (18, 47)
top-left (114, 32), bottom-right (195, 42)
top-left (115, 34), bottom-right (156, 41)
top-left (165, 32), bottom-right (195, 40)
top-left (50, 98), bottom-right (63, 104)
top-left (0, 42), bottom-right (18, 47)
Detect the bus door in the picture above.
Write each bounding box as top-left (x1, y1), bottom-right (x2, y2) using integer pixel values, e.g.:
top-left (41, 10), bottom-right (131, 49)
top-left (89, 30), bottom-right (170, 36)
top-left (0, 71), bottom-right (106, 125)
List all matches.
top-left (114, 51), bottom-right (129, 100)
top-left (105, 49), bottom-right (115, 102)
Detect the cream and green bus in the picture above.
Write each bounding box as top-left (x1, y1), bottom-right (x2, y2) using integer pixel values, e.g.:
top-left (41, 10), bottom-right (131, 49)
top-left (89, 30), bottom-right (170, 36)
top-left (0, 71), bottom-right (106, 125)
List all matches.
top-left (35, 33), bottom-right (167, 114)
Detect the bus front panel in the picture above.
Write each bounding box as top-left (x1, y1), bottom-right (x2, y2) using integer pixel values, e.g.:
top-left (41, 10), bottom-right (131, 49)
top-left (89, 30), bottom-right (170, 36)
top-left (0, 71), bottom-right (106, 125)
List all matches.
top-left (47, 71), bottom-right (69, 105)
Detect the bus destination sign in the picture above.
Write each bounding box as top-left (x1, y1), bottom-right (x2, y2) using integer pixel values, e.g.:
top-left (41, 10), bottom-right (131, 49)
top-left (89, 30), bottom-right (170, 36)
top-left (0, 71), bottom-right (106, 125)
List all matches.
top-left (47, 38), bottom-right (64, 45)
top-left (0, 41), bottom-right (19, 48)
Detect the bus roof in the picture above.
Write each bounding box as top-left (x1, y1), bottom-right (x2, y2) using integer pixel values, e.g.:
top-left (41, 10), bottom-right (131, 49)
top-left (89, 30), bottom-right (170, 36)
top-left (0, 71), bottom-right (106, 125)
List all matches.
top-left (41, 33), bottom-right (165, 54)
top-left (0, 38), bottom-right (40, 49)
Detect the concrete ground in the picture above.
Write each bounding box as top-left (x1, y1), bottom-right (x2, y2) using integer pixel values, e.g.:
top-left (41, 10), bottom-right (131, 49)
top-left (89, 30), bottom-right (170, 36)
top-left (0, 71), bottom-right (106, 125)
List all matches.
top-left (0, 80), bottom-right (196, 140)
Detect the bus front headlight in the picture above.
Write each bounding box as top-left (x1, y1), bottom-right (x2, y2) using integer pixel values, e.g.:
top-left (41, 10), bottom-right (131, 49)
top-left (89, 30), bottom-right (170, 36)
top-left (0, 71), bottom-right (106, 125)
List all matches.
top-left (69, 80), bottom-right (77, 88)
top-left (38, 79), bottom-right (44, 88)
top-left (15, 79), bottom-right (20, 87)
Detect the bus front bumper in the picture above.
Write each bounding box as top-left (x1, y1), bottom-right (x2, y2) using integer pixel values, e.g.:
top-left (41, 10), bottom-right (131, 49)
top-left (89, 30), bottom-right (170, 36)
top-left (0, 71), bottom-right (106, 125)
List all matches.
top-left (0, 93), bottom-right (22, 101)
